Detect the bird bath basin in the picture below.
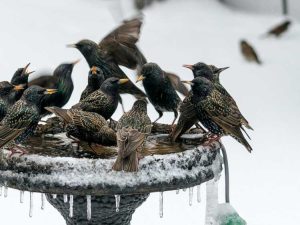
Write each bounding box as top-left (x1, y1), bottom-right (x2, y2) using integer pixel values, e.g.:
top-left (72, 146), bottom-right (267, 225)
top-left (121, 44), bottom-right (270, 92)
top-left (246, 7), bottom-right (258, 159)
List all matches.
top-left (0, 130), bottom-right (223, 225)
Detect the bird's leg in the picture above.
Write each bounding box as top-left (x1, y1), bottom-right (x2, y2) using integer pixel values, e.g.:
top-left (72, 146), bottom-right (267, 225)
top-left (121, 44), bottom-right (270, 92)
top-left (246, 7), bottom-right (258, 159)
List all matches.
top-left (8, 146), bottom-right (28, 158)
top-left (195, 123), bottom-right (207, 133)
top-left (171, 110), bottom-right (178, 127)
top-left (15, 146), bottom-right (29, 157)
top-left (203, 133), bottom-right (221, 147)
top-left (66, 133), bottom-right (80, 149)
top-left (118, 95), bottom-right (125, 113)
top-left (153, 110), bottom-right (163, 124)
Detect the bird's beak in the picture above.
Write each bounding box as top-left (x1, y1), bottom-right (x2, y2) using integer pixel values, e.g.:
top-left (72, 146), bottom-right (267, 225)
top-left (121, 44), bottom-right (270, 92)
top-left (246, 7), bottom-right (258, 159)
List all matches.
top-left (136, 75), bottom-right (145, 83)
top-left (13, 85), bottom-right (25, 91)
top-left (26, 71), bottom-right (35, 76)
top-left (182, 80), bottom-right (193, 85)
top-left (72, 59), bottom-right (80, 65)
top-left (217, 67), bottom-right (229, 73)
top-left (183, 64), bottom-right (194, 70)
top-left (91, 66), bottom-right (98, 75)
top-left (44, 89), bottom-right (58, 95)
top-left (21, 63), bottom-right (31, 76)
top-left (67, 43), bottom-right (77, 48)
top-left (118, 79), bottom-right (129, 84)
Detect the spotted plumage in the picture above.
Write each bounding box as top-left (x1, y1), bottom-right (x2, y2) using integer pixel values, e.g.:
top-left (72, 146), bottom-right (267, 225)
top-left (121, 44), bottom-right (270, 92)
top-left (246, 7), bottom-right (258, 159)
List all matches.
top-left (267, 20), bottom-right (291, 37)
top-left (189, 77), bottom-right (252, 152)
top-left (72, 77), bottom-right (128, 120)
top-left (240, 40), bottom-right (262, 64)
top-left (136, 63), bottom-right (182, 125)
top-left (80, 66), bottom-right (105, 100)
top-left (113, 99), bottom-right (152, 172)
top-left (45, 107), bottom-right (116, 146)
top-left (0, 86), bottom-right (56, 150)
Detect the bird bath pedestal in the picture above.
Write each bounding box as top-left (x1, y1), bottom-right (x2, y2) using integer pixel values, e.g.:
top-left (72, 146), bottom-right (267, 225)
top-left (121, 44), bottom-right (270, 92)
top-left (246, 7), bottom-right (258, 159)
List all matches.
top-left (0, 133), bottom-right (223, 225)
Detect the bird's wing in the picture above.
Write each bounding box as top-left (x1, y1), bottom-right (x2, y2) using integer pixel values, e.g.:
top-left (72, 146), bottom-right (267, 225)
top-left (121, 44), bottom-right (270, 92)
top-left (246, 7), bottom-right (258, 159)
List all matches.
top-left (0, 102), bottom-right (36, 147)
top-left (165, 72), bottom-right (189, 96)
top-left (29, 75), bottom-right (57, 88)
top-left (71, 110), bottom-right (106, 132)
top-left (74, 90), bottom-right (109, 112)
top-left (99, 17), bottom-right (147, 69)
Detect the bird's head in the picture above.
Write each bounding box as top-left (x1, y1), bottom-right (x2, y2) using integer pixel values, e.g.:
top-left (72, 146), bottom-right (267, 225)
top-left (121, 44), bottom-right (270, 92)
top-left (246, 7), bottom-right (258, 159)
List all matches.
top-left (240, 39), bottom-right (247, 47)
top-left (53, 59), bottom-right (80, 79)
top-left (132, 99), bottom-right (148, 112)
top-left (88, 66), bottom-right (105, 86)
top-left (67, 39), bottom-right (98, 57)
top-left (100, 77), bottom-right (129, 94)
top-left (11, 63), bottom-right (34, 86)
top-left (136, 62), bottom-right (162, 83)
top-left (0, 81), bottom-right (17, 96)
top-left (183, 62), bottom-right (214, 81)
top-left (22, 85), bottom-right (57, 104)
top-left (182, 77), bottom-right (213, 97)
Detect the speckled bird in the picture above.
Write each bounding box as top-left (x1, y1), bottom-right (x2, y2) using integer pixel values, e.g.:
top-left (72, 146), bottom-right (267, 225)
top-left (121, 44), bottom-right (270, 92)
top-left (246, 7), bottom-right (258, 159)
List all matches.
top-left (113, 99), bottom-right (152, 172)
top-left (67, 17), bottom-right (146, 100)
top-left (72, 77), bottom-right (128, 120)
top-left (0, 82), bottom-right (25, 121)
top-left (266, 20), bottom-right (291, 37)
top-left (0, 86), bottom-right (56, 155)
top-left (29, 60), bottom-right (79, 115)
top-left (184, 77), bottom-right (252, 152)
top-left (45, 107), bottom-right (116, 146)
top-left (80, 66), bottom-right (105, 100)
top-left (136, 63), bottom-right (182, 125)
top-left (240, 40), bottom-right (262, 64)
top-left (208, 65), bottom-right (229, 84)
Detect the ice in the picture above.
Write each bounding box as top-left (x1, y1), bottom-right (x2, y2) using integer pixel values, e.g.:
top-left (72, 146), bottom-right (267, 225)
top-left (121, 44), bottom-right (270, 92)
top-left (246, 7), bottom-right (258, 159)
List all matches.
top-left (182, 188), bottom-right (187, 192)
top-left (20, 191), bottom-right (24, 203)
top-left (86, 195), bottom-right (91, 220)
top-left (0, 186), bottom-right (2, 196)
top-left (176, 189), bottom-right (180, 194)
top-left (29, 192), bottom-right (33, 218)
top-left (69, 195), bottom-right (74, 218)
top-left (159, 192), bottom-right (163, 218)
top-left (41, 193), bottom-right (45, 210)
top-left (115, 195), bottom-right (120, 213)
top-left (4, 183), bottom-right (8, 198)
top-left (52, 194), bottom-right (57, 199)
top-left (214, 203), bottom-right (246, 225)
top-left (205, 178), bottom-right (219, 225)
top-left (197, 185), bottom-right (201, 203)
top-left (189, 187), bottom-right (193, 206)
top-left (63, 194), bottom-right (68, 203)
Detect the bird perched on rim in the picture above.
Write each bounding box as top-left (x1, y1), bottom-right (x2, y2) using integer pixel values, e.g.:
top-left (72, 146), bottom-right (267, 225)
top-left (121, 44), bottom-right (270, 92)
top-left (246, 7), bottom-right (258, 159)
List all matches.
top-left (29, 60), bottom-right (79, 115)
top-left (80, 66), bottom-right (105, 101)
top-left (208, 65), bottom-right (229, 84)
top-left (113, 99), bottom-right (152, 172)
top-left (183, 77), bottom-right (252, 152)
top-left (0, 86), bottom-right (57, 155)
top-left (67, 17), bottom-right (146, 101)
top-left (136, 63), bottom-right (183, 125)
top-left (72, 77), bottom-right (129, 120)
top-left (45, 107), bottom-right (116, 147)
top-left (240, 40), bottom-right (262, 65)
top-left (0, 82), bottom-right (25, 121)
top-left (10, 63), bottom-right (34, 101)
top-left (266, 20), bottom-right (291, 37)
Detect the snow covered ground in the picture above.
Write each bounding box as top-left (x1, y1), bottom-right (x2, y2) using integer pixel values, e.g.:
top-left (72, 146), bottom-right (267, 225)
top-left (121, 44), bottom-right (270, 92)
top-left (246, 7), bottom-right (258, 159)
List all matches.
top-left (0, 0), bottom-right (300, 224)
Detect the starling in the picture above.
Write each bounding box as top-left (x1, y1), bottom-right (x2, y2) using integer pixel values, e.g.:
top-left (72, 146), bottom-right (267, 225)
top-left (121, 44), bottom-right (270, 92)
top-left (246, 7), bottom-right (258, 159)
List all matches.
top-left (0, 86), bottom-right (56, 154)
top-left (266, 20), bottom-right (291, 37)
top-left (66, 18), bottom-right (146, 100)
top-left (45, 107), bottom-right (116, 146)
top-left (112, 99), bottom-right (152, 172)
top-left (72, 77), bottom-right (129, 120)
top-left (183, 77), bottom-right (252, 152)
top-left (29, 60), bottom-right (79, 115)
top-left (208, 65), bottom-right (229, 84)
top-left (136, 63), bottom-right (182, 125)
top-left (80, 66), bottom-right (105, 101)
top-left (240, 40), bottom-right (262, 64)
top-left (0, 82), bottom-right (25, 121)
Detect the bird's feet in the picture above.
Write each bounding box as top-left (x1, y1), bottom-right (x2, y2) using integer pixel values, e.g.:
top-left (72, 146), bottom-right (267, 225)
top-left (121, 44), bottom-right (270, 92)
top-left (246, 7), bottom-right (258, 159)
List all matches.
top-left (8, 146), bottom-right (28, 158)
top-left (203, 133), bottom-right (221, 147)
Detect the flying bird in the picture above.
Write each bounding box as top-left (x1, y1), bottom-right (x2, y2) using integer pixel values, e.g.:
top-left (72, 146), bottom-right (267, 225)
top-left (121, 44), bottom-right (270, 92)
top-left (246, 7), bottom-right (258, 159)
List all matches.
top-left (240, 40), bottom-right (262, 65)
top-left (266, 20), bottom-right (291, 37)
top-left (113, 99), bottom-right (152, 172)
top-left (136, 63), bottom-right (182, 125)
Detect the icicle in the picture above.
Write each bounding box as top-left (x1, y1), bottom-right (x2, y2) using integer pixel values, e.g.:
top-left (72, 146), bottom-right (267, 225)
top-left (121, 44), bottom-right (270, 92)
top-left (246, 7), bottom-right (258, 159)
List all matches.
top-left (176, 189), bottom-right (180, 194)
top-left (115, 195), bottom-right (120, 212)
top-left (205, 179), bottom-right (219, 225)
top-left (69, 195), bottom-right (74, 218)
top-left (197, 185), bottom-right (201, 203)
top-left (64, 194), bottom-right (68, 203)
top-left (29, 192), bottom-right (33, 218)
top-left (4, 182), bottom-right (8, 198)
top-left (182, 188), bottom-right (187, 192)
top-left (41, 193), bottom-right (45, 210)
top-left (86, 195), bottom-right (92, 220)
top-left (0, 186), bottom-right (2, 196)
top-left (159, 192), bottom-right (163, 218)
top-left (20, 191), bottom-right (24, 203)
top-left (52, 194), bottom-right (57, 199)
top-left (189, 187), bottom-right (193, 206)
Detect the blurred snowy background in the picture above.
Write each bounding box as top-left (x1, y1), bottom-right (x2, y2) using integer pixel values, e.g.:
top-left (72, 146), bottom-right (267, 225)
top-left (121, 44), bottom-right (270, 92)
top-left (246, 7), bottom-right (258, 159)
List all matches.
top-left (0, 0), bottom-right (300, 224)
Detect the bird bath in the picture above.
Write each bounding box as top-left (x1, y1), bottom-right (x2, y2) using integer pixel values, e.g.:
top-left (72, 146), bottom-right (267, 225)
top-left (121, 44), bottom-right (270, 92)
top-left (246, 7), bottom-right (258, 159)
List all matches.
top-left (0, 129), bottom-right (223, 225)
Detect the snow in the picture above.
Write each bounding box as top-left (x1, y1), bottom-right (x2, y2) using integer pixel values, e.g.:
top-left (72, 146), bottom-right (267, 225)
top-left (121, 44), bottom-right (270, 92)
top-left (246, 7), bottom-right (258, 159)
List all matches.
top-left (0, 0), bottom-right (300, 224)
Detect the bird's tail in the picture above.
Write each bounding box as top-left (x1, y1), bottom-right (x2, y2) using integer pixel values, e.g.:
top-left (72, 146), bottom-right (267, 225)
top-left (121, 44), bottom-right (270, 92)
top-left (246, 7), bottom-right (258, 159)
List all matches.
top-left (232, 128), bottom-right (253, 153)
top-left (45, 107), bottom-right (72, 123)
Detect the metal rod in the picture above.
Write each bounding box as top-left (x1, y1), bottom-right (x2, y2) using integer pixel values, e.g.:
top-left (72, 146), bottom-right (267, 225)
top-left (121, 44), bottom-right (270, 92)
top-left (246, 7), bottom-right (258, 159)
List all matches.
top-left (282, 0), bottom-right (288, 15)
top-left (220, 142), bottom-right (230, 203)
